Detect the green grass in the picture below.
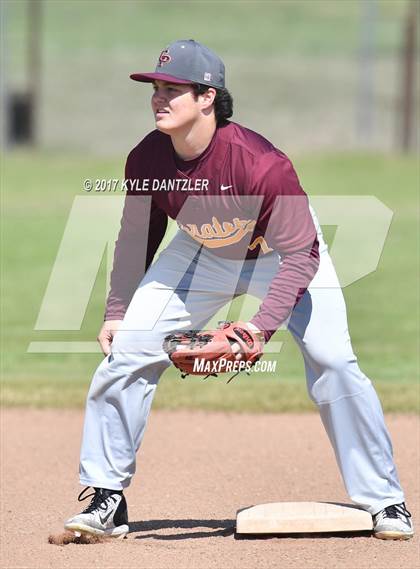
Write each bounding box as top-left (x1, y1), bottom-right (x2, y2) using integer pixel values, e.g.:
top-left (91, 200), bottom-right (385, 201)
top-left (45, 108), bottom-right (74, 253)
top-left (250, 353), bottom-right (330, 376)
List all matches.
top-left (2, 1), bottom-right (418, 411)
top-left (7, 0), bottom-right (410, 63)
top-left (2, 372), bottom-right (418, 413)
top-left (1, 151), bottom-right (418, 412)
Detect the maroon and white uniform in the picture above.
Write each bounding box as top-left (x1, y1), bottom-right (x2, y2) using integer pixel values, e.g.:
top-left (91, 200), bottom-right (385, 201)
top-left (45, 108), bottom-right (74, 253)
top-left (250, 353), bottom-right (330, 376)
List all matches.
top-left (80, 121), bottom-right (405, 517)
top-left (106, 121), bottom-right (319, 341)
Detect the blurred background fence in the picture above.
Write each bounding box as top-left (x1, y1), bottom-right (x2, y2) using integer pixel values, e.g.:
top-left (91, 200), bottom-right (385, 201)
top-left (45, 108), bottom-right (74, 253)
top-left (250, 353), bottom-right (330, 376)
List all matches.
top-left (2, 0), bottom-right (418, 155)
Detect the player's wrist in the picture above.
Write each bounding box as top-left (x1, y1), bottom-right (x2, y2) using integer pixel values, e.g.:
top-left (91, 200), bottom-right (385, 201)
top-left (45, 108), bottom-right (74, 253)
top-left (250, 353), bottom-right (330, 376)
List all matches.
top-left (246, 322), bottom-right (265, 343)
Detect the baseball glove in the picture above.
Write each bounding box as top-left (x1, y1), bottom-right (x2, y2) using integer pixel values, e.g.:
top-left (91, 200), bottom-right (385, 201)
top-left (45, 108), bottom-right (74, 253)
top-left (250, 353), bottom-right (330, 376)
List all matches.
top-left (163, 321), bottom-right (264, 381)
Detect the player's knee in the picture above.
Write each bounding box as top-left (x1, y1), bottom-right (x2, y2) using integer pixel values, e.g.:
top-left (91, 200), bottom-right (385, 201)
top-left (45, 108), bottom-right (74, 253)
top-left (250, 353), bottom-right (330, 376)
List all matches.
top-left (89, 352), bottom-right (168, 397)
top-left (307, 354), bottom-right (370, 405)
top-left (316, 351), bottom-right (353, 374)
top-left (88, 331), bottom-right (169, 394)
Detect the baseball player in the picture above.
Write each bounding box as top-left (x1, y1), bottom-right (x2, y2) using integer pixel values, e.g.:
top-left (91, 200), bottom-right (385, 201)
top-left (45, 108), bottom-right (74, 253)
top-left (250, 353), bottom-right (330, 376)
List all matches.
top-left (64, 40), bottom-right (413, 540)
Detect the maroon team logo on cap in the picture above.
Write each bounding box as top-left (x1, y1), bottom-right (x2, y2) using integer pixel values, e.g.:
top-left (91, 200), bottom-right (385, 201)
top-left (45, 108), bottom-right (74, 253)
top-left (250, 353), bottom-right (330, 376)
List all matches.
top-left (158, 49), bottom-right (171, 67)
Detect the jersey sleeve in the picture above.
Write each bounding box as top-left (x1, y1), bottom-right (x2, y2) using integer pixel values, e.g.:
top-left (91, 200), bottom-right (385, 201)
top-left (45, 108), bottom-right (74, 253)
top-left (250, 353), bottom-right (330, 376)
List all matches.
top-left (104, 155), bottom-right (168, 321)
top-left (249, 152), bottom-right (320, 341)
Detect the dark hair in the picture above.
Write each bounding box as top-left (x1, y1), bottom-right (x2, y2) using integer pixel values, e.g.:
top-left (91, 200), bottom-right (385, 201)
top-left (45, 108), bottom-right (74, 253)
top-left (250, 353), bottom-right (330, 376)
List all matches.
top-left (192, 84), bottom-right (233, 125)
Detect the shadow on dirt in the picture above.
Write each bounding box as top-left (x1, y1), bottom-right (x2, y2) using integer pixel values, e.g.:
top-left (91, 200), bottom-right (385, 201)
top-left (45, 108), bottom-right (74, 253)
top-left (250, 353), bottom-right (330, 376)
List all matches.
top-left (130, 520), bottom-right (373, 541)
top-left (130, 519), bottom-right (235, 540)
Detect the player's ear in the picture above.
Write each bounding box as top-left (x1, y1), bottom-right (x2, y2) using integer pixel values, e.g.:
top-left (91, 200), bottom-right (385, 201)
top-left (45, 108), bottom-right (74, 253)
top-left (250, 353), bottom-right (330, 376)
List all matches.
top-left (199, 87), bottom-right (216, 110)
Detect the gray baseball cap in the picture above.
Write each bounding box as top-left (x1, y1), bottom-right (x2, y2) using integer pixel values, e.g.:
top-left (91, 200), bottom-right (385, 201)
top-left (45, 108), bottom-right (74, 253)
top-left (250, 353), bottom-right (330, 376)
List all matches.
top-left (130, 39), bottom-right (225, 89)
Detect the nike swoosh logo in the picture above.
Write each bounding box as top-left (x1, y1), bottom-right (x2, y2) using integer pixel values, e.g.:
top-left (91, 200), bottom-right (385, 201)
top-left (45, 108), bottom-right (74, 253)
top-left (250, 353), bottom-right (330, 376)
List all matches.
top-left (220, 185), bottom-right (232, 191)
top-left (99, 508), bottom-right (114, 525)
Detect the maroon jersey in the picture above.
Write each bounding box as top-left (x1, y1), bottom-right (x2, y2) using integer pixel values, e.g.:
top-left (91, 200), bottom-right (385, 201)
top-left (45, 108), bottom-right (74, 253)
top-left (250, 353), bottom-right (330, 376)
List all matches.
top-left (106, 121), bottom-right (319, 341)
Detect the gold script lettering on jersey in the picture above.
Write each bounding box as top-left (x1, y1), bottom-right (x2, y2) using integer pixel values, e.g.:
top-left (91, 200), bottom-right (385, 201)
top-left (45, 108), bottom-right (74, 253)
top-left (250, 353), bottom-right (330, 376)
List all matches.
top-left (179, 216), bottom-right (273, 253)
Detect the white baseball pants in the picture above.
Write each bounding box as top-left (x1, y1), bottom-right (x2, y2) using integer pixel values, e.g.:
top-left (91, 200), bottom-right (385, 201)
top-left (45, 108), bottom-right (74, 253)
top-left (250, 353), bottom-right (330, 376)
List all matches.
top-left (79, 229), bottom-right (404, 515)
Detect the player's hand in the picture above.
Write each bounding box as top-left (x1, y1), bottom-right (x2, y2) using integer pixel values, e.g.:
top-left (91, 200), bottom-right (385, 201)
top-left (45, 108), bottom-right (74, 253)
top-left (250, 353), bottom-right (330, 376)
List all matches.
top-left (97, 320), bottom-right (123, 356)
top-left (231, 322), bottom-right (265, 361)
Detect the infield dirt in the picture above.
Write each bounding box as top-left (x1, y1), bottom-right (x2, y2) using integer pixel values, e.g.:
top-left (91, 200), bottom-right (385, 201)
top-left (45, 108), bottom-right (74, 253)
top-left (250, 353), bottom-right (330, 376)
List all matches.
top-left (1, 409), bottom-right (418, 569)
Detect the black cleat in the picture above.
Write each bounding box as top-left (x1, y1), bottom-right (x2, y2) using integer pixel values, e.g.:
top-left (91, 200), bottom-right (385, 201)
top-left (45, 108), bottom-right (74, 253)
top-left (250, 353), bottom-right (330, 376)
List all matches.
top-left (64, 487), bottom-right (129, 539)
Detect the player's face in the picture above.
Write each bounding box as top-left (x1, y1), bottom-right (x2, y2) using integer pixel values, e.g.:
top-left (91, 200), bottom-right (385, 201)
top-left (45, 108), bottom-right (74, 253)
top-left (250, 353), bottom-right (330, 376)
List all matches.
top-left (151, 81), bottom-right (201, 133)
